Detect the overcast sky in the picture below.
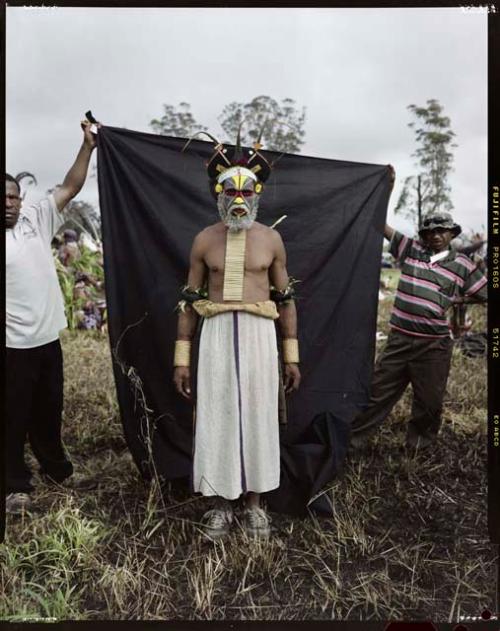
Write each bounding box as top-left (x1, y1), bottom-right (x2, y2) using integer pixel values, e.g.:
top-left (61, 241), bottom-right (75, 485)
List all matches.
top-left (6, 6), bottom-right (487, 236)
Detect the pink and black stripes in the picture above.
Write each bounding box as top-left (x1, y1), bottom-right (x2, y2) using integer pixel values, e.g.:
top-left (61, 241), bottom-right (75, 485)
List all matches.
top-left (388, 230), bottom-right (487, 337)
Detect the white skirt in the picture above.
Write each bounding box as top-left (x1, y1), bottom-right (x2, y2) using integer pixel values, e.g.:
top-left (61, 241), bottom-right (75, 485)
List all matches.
top-left (193, 311), bottom-right (280, 500)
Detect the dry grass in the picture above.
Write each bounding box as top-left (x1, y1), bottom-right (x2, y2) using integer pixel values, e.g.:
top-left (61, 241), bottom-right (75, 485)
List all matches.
top-left (1, 274), bottom-right (495, 621)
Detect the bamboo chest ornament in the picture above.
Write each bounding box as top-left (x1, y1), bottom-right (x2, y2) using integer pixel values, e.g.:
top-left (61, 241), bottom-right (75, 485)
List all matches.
top-left (222, 230), bottom-right (247, 302)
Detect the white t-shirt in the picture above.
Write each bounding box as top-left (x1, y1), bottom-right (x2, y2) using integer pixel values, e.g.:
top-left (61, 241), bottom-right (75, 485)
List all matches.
top-left (6, 194), bottom-right (68, 348)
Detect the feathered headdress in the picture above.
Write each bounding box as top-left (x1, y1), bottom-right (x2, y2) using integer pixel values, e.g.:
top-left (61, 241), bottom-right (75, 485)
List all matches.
top-left (182, 118), bottom-right (274, 196)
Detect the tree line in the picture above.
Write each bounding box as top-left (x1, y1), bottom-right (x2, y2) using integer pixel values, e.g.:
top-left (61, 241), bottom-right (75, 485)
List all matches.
top-left (150, 96), bottom-right (457, 230)
top-left (15, 96), bottom-right (457, 237)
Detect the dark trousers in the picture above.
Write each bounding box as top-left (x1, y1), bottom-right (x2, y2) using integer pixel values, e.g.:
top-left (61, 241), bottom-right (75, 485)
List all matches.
top-left (5, 339), bottom-right (73, 493)
top-left (351, 330), bottom-right (454, 441)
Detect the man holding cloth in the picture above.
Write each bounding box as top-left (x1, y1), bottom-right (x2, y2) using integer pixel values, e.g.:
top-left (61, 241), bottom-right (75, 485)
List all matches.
top-left (5, 120), bottom-right (98, 513)
top-left (351, 167), bottom-right (487, 448)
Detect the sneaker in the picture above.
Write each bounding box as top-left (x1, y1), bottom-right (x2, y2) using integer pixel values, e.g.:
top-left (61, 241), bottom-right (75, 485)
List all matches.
top-left (201, 508), bottom-right (233, 540)
top-left (6, 492), bottom-right (32, 514)
top-left (243, 507), bottom-right (271, 537)
top-left (42, 472), bottom-right (98, 491)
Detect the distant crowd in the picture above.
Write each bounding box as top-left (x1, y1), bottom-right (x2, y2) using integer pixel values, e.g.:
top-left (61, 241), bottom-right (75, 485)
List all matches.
top-left (52, 228), bottom-right (107, 332)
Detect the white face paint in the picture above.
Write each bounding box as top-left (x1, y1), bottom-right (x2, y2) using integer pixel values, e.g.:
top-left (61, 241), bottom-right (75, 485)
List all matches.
top-left (216, 168), bottom-right (261, 232)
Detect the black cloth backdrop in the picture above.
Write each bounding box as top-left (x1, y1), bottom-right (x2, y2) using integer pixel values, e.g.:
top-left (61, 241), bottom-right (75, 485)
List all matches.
top-left (96, 126), bottom-right (391, 516)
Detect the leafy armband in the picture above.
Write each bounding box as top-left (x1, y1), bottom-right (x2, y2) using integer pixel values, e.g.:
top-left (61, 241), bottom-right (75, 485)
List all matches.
top-left (175, 285), bottom-right (208, 313)
top-left (270, 278), bottom-right (300, 304)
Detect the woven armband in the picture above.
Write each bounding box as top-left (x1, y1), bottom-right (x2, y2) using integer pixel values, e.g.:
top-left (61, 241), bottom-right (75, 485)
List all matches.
top-left (282, 338), bottom-right (299, 364)
top-left (174, 340), bottom-right (191, 367)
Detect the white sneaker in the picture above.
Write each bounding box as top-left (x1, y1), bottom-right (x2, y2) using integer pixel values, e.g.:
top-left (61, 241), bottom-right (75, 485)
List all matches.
top-left (243, 507), bottom-right (271, 537)
top-left (201, 508), bottom-right (233, 540)
top-left (6, 492), bottom-right (32, 514)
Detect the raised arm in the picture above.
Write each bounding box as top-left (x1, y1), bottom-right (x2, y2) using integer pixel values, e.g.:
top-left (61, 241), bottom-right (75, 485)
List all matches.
top-left (173, 232), bottom-right (207, 399)
top-left (384, 223), bottom-right (395, 241)
top-left (53, 120), bottom-right (99, 212)
top-left (383, 165), bottom-right (396, 241)
top-left (269, 230), bottom-right (301, 393)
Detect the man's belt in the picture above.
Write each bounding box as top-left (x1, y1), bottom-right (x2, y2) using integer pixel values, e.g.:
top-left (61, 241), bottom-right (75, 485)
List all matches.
top-left (191, 299), bottom-right (279, 320)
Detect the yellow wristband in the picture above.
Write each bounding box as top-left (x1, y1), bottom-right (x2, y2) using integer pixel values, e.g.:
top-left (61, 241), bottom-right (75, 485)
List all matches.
top-left (174, 340), bottom-right (191, 367)
top-left (282, 338), bottom-right (299, 364)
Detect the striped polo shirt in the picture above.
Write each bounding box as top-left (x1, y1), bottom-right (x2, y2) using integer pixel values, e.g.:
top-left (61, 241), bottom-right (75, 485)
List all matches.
top-left (388, 231), bottom-right (487, 337)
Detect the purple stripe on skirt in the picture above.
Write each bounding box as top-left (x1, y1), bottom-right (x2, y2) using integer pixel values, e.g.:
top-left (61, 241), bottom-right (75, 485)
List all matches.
top-left (233, 312), bottom-right (247, 493)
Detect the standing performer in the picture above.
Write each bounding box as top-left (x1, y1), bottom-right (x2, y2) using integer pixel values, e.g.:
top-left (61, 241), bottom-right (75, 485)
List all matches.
top-left (173, 133), bottom-right (301, 539)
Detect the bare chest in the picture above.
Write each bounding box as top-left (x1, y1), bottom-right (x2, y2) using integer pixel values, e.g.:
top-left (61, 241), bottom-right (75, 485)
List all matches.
top-left (204, 233), bottom-right (274, 275)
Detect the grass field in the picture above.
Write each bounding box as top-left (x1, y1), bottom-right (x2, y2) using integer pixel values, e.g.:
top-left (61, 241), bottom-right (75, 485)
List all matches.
top-left (1, 274), bottom-right (495, 621)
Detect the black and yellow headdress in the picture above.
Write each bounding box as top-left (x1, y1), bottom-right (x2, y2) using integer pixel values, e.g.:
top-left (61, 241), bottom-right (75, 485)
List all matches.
top-left (182, 120), bottom-right (273, 197)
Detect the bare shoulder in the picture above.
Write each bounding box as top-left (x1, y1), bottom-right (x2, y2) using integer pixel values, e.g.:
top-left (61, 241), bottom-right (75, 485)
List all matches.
top-left (268, 225), bottom-right (286, 251)
top-left (252, 223), bottom-right (286, 261)
top-left (253, 221), bottom-right (283, 242)
top-left (201, 221), bottom-right (226, 236)
top-left (193, 223), bottom-right (223, 246)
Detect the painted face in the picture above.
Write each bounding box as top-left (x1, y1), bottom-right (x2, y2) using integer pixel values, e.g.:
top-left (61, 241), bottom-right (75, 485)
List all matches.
top-left (216, 168), bottom-right (261, 232)
top-left (5, 180), bottom-right (22, 229)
